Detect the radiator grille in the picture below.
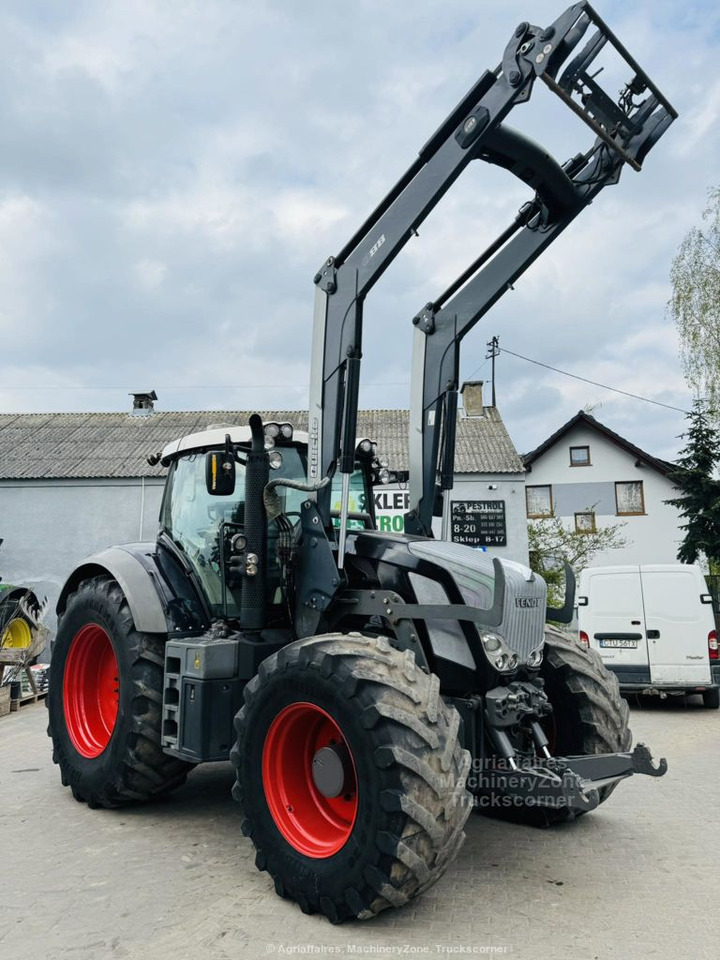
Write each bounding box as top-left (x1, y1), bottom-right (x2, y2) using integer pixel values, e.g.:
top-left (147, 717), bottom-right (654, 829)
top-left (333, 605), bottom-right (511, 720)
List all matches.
top-left (407, 541), bottom-right (546, 661)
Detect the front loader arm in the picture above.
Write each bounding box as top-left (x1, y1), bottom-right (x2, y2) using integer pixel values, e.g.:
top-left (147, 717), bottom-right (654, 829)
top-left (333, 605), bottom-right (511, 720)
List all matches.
top-left (308, 1), bottom-right (676, 551)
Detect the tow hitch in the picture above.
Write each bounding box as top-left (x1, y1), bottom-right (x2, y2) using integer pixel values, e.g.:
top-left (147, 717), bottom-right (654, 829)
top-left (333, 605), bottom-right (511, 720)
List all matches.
top-left (485, 744), bottom-right (667, 814)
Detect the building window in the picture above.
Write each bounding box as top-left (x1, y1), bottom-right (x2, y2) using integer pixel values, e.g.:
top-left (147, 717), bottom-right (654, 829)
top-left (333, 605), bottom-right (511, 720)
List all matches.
top-left (570, 445), bottom-right (591, 466)
top-left (615, 481), bottom-right (645, 516)
top-left (575, 511), bottom-right (596, 534)
top-left (526, 485), bottom-right (553, 518)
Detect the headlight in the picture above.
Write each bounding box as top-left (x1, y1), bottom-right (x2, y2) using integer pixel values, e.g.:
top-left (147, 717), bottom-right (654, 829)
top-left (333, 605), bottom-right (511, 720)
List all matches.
top-left (279, 422), bottom-right (293, 439)
top-left (268, 450), bottom-right (283, 470)
top-left (264, 422), bottom-right (280, 439)
top-left (264, 436), bottom-right (275, 450)
top-left (359, 438), bottom-right (373, 454)
top-left (480, 631), bottom-right (520, 674)
top-left (527, 648), bottom-right (543, 667)
top-left (231, 533), bottom-right (247, 554)
top-left (378, 467), bottom-right (390, 484)
top-left (482, 633), bottom-right (502, 653)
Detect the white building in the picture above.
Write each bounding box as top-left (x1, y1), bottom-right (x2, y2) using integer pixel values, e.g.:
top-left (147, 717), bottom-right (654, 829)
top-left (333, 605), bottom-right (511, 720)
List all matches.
top-left (0, 385), bottom-right (529, 632)
top-left (523, 410), bottom-right (681, 566)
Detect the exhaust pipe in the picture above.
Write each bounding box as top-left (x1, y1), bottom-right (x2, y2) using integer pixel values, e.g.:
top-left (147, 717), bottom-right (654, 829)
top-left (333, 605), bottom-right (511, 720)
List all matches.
top-left (240, 414), bottom-right (269, 633)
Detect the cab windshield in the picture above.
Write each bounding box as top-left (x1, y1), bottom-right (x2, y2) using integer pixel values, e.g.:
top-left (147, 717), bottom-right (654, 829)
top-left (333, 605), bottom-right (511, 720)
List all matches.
top-left (160, 444), bottom-right (307, 618)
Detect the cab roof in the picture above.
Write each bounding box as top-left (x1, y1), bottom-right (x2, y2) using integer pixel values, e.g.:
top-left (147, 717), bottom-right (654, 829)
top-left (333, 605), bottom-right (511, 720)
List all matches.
top-left (161, 425), bottom-right (309, 463)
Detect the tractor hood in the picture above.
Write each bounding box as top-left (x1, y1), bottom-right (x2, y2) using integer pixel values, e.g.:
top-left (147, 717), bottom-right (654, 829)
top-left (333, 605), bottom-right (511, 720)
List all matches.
top-left (347, 532), bottom-right (547, 667)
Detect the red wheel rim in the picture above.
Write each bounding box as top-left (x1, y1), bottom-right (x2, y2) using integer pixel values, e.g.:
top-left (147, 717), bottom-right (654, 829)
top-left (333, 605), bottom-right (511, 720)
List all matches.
top-left (262, 702), bottom-right (358, 858)
top-left (63, 624), bottom-right (119, 759)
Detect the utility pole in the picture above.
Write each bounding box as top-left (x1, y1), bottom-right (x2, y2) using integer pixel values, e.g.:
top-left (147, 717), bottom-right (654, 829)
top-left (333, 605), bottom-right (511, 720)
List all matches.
top-left (486, 335), bottom-right (499, 407)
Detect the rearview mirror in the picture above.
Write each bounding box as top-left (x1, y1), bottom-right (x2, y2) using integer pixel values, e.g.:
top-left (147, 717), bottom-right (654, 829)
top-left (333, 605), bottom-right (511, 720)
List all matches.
top-left (205, 436), bottom-right (236, 496)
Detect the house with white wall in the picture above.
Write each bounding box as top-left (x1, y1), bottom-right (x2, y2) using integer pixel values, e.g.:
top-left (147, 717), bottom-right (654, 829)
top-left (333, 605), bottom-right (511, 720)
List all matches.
top-left (523, 410), bottom-right (681, 566)
top-left (0, 384), bottom-right (529, 637)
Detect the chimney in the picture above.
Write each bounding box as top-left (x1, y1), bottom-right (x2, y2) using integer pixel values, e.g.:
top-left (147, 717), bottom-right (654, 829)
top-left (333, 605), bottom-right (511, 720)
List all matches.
top-left (461, 381), bottom-right (484, 418)
top-left (129, 390), bottom-right (158, 417)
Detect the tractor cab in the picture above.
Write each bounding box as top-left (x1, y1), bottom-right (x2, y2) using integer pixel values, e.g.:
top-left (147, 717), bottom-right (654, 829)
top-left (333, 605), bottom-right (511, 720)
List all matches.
top-left (156, 421), bottom-right (380, 626)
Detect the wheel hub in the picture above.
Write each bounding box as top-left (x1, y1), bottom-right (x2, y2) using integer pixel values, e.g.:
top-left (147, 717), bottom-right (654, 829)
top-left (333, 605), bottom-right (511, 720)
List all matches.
top-left (312, 743), bottom-right (350, 798)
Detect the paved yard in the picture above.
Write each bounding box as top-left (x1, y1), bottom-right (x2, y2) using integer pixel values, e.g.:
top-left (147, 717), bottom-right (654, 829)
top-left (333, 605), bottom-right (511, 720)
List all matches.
top-left (0, 696), bottom-right (716, 960)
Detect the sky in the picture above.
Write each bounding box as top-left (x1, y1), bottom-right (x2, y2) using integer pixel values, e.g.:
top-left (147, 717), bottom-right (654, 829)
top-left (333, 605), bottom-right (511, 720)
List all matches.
top-left (1, 0), bottom-right (719, 462)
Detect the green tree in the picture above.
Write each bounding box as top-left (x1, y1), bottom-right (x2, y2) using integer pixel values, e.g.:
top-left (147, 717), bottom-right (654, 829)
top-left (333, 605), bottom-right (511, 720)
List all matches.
top-left (528, 512), bottom-right (628, 608)
top-left (665, 401), bottom-right (720, 571)
top-left (669, 187), bottom-right (720, 409)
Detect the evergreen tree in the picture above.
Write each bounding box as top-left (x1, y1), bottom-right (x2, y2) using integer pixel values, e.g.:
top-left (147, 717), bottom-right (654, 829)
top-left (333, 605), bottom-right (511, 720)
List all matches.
top-left (665, 401), bottom-right (720, 569)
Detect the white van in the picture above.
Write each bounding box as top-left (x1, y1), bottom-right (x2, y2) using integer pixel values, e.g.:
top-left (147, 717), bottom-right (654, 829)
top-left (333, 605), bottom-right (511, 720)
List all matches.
top-left (577, 564), bottom-right (720, 708)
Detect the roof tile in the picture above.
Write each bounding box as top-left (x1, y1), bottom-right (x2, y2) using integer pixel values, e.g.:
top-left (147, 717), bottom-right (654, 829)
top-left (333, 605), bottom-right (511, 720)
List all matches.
top-left (0, 407), bottom-right (524, 479)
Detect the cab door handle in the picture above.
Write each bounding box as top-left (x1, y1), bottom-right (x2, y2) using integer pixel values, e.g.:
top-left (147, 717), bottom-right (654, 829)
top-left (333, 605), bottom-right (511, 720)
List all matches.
top-left (631, 620), bottom-right (641, 625)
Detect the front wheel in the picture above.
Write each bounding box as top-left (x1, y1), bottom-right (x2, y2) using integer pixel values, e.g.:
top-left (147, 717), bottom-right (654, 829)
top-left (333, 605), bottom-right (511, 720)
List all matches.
top-left (230, 633), bottom-right (471, 922)
top-left (47, 576), bottom-right (193, 808)
top-left (538, 626), bottom-right (632, 820)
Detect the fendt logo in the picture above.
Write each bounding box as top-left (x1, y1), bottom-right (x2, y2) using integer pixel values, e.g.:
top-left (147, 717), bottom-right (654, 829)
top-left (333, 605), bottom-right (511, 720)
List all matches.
top-left (515, 597), bottom-right (541, 608)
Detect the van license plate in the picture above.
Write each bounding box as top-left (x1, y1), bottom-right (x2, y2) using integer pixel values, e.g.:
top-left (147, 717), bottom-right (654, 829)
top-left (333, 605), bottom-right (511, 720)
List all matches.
top-left (600, 639), bottom-right (638, 649)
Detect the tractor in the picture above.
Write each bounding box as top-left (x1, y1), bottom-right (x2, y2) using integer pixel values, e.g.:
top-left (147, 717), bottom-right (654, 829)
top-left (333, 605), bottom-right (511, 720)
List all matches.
top-left (48, 3), bottom-right (675, 923)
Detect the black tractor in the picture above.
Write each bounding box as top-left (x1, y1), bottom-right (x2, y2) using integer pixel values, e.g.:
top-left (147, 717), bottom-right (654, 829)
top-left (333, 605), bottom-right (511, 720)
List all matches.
top-left (48, 2), bottom-right (674, 923)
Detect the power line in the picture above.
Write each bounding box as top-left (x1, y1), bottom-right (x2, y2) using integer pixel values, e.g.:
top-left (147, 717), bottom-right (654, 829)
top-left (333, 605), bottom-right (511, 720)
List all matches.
top-left (500, 346), bottom-right (689, 414)
top-left (0, 351), bottom-right (690, 415)
top-left (464, 356), bottom-right (489, 382)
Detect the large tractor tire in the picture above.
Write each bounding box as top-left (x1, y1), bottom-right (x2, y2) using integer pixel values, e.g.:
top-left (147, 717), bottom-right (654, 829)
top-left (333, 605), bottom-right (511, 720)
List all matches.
top-left (230, 633), bottom-right (471, 922)
top-left (542, 625), bottom-right (632, 773)
top-left (517, 626), bottom-right (631, 825)
top-left (47, 576), bottom-right (193, 808)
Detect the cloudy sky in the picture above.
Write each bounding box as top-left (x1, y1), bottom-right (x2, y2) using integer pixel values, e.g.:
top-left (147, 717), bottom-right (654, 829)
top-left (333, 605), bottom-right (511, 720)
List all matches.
top-left (1, 0), bottom-right (718, 461)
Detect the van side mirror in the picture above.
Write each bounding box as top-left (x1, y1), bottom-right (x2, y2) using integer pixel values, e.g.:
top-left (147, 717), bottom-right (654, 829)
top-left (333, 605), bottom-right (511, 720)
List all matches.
top-left (205, 435), bottom-right (236, 496)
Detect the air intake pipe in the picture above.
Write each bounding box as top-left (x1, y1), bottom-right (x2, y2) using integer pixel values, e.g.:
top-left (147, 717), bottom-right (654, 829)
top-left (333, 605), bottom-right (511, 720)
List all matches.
top-left (241, 414), bottom-right (269, 632)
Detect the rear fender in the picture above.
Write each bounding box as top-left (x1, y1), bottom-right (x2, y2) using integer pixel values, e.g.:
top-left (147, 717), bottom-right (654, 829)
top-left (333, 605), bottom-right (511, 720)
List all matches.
top-left (57, 546), bottom-right (170, 634)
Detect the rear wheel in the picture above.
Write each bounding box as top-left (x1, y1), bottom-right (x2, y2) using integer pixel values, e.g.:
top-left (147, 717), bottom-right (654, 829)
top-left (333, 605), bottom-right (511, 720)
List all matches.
top-left (47, 576), bottom-right (193, 807)
top-left (231, 632), bottom-right (471, 922)
top-left (702, 688), bottom-right (720, 709)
